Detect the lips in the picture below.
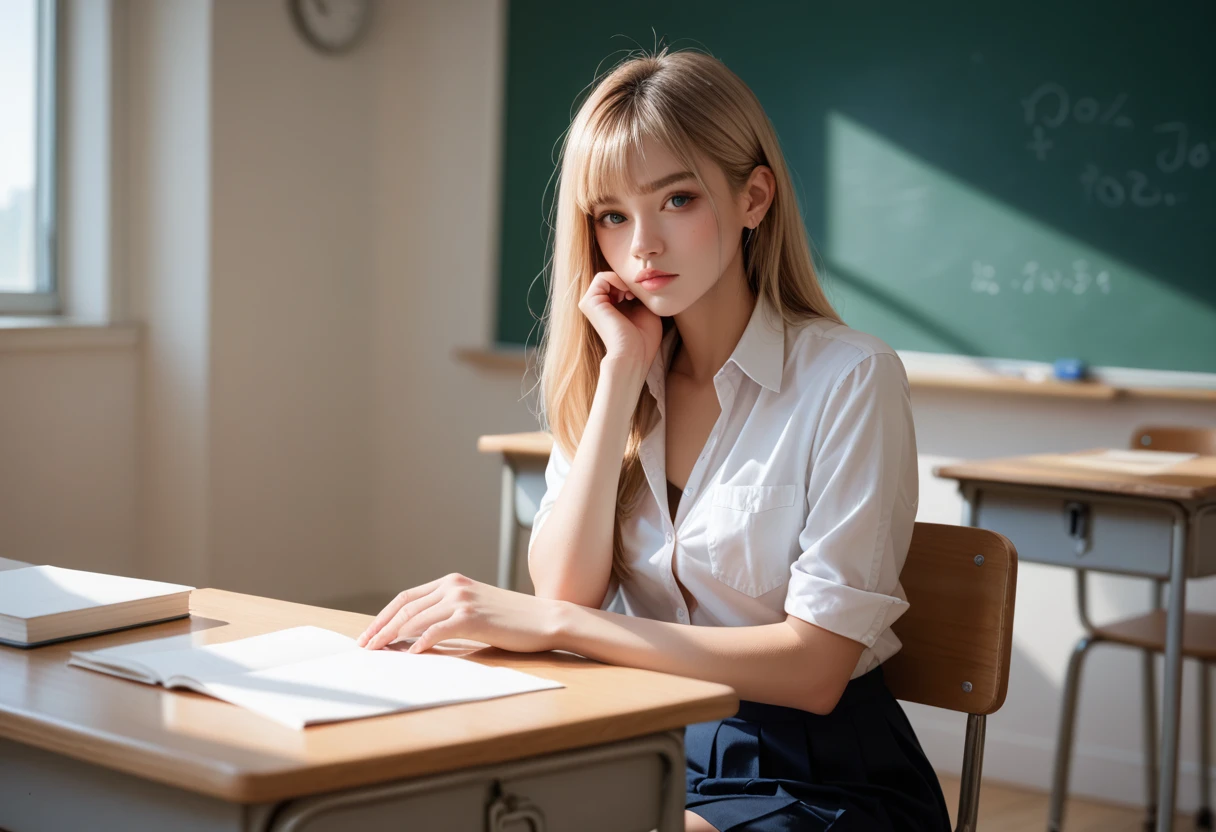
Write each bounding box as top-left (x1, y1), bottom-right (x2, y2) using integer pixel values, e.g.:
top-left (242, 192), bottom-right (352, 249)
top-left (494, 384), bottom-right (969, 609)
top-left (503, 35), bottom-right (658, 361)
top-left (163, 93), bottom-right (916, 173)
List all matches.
top-left (636, 268), bottom-right (677, 290)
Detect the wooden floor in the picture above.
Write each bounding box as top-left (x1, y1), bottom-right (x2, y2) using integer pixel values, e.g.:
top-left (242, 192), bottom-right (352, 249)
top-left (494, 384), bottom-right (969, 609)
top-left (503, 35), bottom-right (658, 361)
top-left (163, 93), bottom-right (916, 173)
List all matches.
top-left (939, 773), bottom-right (1197, 831)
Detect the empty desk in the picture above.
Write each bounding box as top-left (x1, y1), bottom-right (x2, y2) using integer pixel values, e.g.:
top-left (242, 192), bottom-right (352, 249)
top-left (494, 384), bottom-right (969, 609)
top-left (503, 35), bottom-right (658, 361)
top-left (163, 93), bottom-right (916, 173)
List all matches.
top-left (937, 449), bottom-right (1216, 832)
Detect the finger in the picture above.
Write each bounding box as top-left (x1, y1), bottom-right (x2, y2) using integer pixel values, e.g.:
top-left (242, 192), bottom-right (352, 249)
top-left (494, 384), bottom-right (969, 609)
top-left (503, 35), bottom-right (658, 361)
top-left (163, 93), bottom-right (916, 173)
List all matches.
top-left (394, 597), bottom-right (458, 645)
top-left (584, 274), bottom-right (618, 305)
top-left (580, 285), bottom-right (624, 314)
top-left (357, 577), bottom-right (444, 646)
top-left (365, 586), bottom-right (445, 650)
top-left (409, 615), bottom-right (467, 654)
top-left (600, 271), bottom-right (632, 300)
top-left (589, 271), bottom-right (629, 300)
top-left (378, 586), bottom-right (448, 646)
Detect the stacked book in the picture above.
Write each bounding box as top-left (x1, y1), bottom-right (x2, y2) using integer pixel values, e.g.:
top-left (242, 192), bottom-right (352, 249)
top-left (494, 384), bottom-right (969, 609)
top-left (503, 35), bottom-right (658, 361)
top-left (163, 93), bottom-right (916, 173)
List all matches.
top-left (0, 564), bottom-right (192, 648)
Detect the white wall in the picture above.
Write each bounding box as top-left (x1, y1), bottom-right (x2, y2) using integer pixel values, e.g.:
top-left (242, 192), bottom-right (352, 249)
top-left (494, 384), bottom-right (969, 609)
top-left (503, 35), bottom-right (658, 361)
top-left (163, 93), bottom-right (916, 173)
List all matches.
top-left (0, 341), bottom-right (139, 576)
top-left (125, 0), bottom-right (213, 588)
top-left (207, 0), bottom-right (378, 602)
top-left (1, 0), bottom-right (1214, 811)
top-left (367, 0), bottom-right (538, 592)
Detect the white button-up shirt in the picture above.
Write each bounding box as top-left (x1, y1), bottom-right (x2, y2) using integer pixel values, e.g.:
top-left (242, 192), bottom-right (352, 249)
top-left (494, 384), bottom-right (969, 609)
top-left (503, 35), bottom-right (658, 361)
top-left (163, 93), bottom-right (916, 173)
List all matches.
top-left (528, 296), bottom-right (919, 680)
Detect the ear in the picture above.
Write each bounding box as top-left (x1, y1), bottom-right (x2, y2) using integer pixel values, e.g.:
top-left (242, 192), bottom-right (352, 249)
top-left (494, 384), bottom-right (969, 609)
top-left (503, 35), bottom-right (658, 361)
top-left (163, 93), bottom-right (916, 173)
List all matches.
top-left (740, 165), bottom-right (776, 228)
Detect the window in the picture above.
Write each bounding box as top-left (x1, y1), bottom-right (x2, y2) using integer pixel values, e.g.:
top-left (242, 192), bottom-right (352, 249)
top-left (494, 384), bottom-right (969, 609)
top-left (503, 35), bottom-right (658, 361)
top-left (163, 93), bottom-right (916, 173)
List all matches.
top-left (0, 0), bottom-right (57, 315)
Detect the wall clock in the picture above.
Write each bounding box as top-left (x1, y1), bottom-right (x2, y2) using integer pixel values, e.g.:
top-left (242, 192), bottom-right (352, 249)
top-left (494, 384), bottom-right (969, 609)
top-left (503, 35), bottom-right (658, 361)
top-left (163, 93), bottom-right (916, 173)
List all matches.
top-left (289, 0), bottom-right (371, 55)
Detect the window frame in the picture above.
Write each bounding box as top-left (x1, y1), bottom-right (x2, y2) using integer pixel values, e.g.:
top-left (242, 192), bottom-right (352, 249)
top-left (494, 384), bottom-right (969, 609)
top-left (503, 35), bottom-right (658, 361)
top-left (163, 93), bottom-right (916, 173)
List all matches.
top-left (0, 0), bottom-right (59, 316)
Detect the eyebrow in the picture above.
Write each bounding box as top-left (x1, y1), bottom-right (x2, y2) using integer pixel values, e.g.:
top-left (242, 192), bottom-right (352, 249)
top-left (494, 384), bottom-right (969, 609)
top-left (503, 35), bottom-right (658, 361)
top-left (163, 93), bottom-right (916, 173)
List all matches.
top-left (589, 171), bottom-right (696, 211)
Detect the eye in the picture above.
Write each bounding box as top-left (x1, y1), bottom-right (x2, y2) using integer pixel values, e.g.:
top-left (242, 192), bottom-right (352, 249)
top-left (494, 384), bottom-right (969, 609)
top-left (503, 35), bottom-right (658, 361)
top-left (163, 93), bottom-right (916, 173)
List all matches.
top-left (594, 193), bottom-right (695, 227)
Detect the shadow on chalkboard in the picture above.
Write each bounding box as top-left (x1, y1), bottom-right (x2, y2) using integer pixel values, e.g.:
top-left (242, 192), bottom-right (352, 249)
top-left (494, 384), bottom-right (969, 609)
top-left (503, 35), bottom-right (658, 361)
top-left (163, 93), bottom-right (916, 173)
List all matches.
top-left (822, 259), bottom-right (987, 357)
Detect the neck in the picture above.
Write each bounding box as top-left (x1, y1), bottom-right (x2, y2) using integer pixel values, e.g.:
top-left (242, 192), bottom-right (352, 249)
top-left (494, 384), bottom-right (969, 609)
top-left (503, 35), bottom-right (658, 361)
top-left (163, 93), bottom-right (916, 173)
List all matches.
top-left (670, 255), bottom-right (755, 385)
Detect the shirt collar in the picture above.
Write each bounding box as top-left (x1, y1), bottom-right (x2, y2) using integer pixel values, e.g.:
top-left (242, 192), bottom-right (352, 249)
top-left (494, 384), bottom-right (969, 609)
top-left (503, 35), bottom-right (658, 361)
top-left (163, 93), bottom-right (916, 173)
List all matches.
top-left (644, 293), bottom-right (786, 405)
top-left (728, 293), bottom-right (785, 394)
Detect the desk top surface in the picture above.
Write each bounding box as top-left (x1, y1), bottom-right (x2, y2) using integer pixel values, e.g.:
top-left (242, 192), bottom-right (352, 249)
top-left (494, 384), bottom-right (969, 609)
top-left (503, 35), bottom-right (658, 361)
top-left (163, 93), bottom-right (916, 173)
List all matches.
top-left (0, 588), bottom-right (737, 803)
top-left (478, 431), bottom-right (554, 456)
top-left (936, 449), bottom-right (1216, 502)
top-left (480, 434), bottom-right (1216, 502)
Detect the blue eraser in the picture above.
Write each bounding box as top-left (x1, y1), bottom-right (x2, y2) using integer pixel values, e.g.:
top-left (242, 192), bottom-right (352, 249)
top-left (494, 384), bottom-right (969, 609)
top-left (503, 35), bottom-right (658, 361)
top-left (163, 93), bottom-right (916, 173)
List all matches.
top-left (1053, 358), bottom-right (1088, 381)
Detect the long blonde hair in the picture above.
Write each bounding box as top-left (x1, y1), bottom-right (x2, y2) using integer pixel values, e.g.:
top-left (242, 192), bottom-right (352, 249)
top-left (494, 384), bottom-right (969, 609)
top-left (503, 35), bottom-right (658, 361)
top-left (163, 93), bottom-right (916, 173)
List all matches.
top-left (535, 47), bottom-right (842, 586)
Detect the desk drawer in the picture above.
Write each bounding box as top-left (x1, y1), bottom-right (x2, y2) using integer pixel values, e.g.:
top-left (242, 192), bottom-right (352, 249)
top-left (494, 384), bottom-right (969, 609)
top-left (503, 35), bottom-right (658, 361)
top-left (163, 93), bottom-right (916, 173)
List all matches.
top-left (270, 731), bottom-right (680, 832)
top-left (973, 489), bottom-right (1176, 578)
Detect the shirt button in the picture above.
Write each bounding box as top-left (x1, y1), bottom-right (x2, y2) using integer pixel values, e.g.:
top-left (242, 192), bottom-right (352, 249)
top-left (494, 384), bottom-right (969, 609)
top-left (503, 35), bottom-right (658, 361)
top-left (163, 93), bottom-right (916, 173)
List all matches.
top-left (665, 532), bottom-right (673, 543)
top-left (684, 487), bottom-right (693, 496)
top-left (677, 609), bottom-right (686, 621)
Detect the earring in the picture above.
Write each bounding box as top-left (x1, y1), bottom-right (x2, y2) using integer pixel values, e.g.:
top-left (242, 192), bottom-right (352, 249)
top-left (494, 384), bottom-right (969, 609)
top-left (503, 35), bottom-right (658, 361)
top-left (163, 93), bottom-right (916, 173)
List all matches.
top-left (743, 225), bottom-right (755, 247)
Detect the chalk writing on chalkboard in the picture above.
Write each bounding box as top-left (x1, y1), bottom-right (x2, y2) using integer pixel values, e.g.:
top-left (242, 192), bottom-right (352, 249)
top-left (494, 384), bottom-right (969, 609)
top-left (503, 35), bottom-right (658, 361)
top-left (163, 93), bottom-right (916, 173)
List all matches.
top-left (1079, 164), bottom-right (1186, 209)
top-left (970, 259), bottom-right (1112, 297)
top-left (1022, 82), bottom-right (1212, 211)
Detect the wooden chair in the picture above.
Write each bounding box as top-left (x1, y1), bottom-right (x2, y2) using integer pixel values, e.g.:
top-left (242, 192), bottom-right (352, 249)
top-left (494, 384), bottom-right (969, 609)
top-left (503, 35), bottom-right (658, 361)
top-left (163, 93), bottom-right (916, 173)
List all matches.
top-left (1049, 425), bottom-right (1216, 832)
top-left (885, 522), bottom-right (1019, 832)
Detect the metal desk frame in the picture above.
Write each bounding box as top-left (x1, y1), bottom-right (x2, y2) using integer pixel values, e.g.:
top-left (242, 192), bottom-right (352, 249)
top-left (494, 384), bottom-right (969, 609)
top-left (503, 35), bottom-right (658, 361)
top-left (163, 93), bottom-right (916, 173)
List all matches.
top-left (496, 452), bottom-right (549, 591)
top-left (959, 480), bottom-right (1216, 832)
top-left (2, 729), bottom-right (686, 832)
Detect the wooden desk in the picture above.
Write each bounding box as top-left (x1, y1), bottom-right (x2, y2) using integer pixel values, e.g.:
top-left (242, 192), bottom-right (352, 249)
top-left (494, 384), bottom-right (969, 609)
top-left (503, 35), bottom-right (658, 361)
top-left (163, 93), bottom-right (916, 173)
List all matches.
top-left (0, 588), bottom-right (737, 831)
top-left (936, 450), bottom-right (1216, 832)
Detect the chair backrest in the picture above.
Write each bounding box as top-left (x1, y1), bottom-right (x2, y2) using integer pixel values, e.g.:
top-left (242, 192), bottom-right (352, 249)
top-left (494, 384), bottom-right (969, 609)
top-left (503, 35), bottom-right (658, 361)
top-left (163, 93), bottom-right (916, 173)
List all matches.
top-left (1130, 425), bottom-right (1216, 455)
top-left (884, 522), bottom-right (1018, 716)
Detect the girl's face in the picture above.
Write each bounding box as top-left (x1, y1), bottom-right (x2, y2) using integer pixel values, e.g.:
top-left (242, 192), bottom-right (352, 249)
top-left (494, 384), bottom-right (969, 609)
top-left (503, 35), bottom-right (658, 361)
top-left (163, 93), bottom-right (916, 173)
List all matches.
top-left (589, 138), bottom-right (751, 317)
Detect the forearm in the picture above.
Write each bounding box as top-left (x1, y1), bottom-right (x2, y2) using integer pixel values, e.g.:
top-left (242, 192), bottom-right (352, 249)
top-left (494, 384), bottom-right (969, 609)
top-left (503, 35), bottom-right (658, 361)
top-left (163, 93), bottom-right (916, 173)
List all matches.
top-left (528, 357), bottom-right (648, 607)
top-left (550, 602), bottom-right (864, 714)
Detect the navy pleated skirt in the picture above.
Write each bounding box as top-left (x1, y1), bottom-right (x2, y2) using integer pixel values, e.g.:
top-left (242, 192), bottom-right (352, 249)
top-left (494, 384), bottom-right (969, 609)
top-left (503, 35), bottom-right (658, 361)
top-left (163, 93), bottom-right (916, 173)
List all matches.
top-left (684, 664), bottom-right (952, 831)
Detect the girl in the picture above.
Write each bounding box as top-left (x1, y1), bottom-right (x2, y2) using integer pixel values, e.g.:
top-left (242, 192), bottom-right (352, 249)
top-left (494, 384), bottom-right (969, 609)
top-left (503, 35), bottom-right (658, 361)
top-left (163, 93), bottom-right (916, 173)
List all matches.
top-left (359, 48), bottom-right (952, 832)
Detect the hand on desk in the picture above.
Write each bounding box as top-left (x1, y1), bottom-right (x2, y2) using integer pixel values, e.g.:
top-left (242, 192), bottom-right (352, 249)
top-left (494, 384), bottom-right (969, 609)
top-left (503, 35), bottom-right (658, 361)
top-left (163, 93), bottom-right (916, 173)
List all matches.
top-left (357, 573), bottom-right (563, 654)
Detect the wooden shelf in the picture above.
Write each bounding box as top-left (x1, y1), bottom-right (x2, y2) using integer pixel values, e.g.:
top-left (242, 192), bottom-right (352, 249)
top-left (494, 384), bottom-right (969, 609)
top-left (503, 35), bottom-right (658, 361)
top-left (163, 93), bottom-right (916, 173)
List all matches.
top-left (456, 346), bottom-right (1216, 403)
top-left (904, 371), bottom-right (1119, 399)
top-left (454, 345), bottom-right (533, 372)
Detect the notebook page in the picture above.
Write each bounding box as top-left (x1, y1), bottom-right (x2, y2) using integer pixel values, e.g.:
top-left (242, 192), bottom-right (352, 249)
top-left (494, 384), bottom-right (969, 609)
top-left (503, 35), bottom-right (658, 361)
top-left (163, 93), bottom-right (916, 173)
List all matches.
top-left (202, 647), bottom-right (564, 729)
top-left (69, 632), bottom-right (202, 683)
top-left (138, 626), bottom-right (360, 685)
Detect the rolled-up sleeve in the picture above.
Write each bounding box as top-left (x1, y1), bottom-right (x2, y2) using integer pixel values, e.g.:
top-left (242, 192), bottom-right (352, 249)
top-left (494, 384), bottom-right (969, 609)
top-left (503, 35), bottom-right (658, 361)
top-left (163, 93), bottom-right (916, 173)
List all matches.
top-left (784, 352), bottom-right (918, 648)
top-left (527, 439), bottom-right (572, 558)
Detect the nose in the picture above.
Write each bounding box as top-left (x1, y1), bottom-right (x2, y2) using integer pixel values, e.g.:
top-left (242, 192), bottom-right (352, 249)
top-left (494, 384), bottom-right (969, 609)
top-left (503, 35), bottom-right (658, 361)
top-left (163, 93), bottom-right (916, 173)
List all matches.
top-left (629, 217), bottom-right (663, 261)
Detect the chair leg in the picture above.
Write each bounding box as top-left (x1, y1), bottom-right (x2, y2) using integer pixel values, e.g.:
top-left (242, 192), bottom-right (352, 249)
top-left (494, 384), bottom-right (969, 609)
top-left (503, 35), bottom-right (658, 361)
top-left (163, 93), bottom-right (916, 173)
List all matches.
top-left (1199, 662), bottom-right (1213, 831)
top-left (1142, 649), bottom-right (1159, 832)
top-left (1049, 635), bottom-right (1101, 832)
top-left (956, 713), bottom-right (987, 832)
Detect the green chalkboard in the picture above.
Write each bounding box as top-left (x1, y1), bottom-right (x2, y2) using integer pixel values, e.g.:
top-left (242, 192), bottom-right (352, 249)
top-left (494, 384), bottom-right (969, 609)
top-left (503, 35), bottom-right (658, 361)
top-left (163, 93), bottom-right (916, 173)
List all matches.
top-left (496, 1), bottom-right (1216, 374)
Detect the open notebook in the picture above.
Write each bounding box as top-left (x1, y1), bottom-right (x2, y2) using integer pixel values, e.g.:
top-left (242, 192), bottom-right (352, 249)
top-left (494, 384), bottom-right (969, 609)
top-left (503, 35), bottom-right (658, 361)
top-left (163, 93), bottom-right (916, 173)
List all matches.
top-left (68, 625), bottom-right (563, 729)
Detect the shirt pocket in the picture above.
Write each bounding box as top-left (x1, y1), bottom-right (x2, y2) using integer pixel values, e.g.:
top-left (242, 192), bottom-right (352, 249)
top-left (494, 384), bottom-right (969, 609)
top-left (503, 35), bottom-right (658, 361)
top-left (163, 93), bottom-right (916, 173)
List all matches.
top-left (707, 484), bottom-right (801, 597)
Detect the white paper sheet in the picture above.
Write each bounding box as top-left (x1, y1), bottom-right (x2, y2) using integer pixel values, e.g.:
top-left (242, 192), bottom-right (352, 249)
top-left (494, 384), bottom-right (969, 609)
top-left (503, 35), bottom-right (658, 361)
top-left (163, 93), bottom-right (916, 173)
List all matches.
top-left (1054, 449), bottom-right (1198, 475)
top-left (203, 646), bottom-right (564, 729)
top-left (69, 625), bottom-right (564, 728)
top-left (145, 626), bottom-right (358, 683)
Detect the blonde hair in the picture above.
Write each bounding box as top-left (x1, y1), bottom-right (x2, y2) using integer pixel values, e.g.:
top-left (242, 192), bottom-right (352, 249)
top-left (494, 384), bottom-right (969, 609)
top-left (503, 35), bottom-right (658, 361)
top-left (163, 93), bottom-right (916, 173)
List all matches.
top-left (535, 47), bottom-right (841, 587)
